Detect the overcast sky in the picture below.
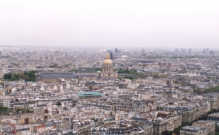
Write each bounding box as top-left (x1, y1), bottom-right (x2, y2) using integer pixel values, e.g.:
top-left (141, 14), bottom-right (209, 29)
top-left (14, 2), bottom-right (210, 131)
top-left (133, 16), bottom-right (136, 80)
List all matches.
top-left (0, 0), bottom-right (219, 48)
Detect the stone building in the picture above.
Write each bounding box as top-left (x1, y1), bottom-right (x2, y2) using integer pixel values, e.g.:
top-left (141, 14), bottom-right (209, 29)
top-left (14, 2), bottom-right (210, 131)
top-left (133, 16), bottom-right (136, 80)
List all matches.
top-left (207, 112), bottom-right (219, 122)
top-left (18, 115), bottom-right (35, 125)
top-left (164, 101), bottom-right (209, 123)
top-left (111, 98), bottom-right (157, 113)
top-left (192, 120), bottom-right (215, 135)
top-left (152, 111), bottom-right (182, 135)
top-left (98, 54), bottom-right (118, 79)
top-left (180, 126), bottom-right (208, 135)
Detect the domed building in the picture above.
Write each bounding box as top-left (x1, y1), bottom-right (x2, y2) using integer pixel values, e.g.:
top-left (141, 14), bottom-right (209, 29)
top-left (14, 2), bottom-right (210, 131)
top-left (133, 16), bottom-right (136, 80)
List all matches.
top-left (98, 54), bottom-right (118, 79)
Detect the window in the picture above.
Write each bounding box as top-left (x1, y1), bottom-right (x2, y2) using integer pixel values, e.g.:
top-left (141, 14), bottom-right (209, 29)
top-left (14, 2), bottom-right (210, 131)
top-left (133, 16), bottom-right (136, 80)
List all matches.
top-left (108, 74), bottom-right (110, 76)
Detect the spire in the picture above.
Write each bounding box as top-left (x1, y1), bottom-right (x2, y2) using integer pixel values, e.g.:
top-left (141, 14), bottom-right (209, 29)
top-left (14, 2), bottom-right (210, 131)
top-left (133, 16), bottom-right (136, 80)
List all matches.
top-left (104, 54), bottom-right (112, 64)
top-left (106, 54), bottom-right (110, 59)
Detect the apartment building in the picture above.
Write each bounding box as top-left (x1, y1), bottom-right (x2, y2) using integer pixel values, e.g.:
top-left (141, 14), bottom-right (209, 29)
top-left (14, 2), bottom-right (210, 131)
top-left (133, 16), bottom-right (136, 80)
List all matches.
top-left (153, 112), bottom-right (182, 135)
top-left (192, 120), bottom-right (215, 135)
top-left (180, 126), bottom-right (208, 135)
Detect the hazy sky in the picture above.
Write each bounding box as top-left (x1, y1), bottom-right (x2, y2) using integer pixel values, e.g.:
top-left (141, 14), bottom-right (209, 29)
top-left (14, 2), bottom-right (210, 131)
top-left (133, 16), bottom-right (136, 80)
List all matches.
top-left (1, 0), bottom-right (219, 48)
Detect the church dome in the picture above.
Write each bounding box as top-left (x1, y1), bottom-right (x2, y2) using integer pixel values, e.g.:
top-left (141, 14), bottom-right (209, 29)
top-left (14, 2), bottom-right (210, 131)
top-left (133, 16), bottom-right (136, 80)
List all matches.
top-left (104, 54), bottom-right (112, 64)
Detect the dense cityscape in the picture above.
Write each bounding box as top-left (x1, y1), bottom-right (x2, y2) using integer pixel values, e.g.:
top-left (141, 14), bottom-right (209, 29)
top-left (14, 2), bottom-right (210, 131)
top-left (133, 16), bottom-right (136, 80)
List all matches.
top-left (0, 46), bottom-right (219, 135)
top-left (1, 0), bottom-right (219, 134)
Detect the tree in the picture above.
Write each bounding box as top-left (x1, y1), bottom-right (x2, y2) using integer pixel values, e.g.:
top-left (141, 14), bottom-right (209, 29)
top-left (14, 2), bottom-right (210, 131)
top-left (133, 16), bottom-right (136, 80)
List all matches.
top-left (13, 73), bottom-right (22, 80)
top-left (24, 70), bottom-right (36, 81)
top-left (215, 132), bottom-right (219, 135)
top-left (4, 70), bottom-right (36, 81)
top-left (56, 101), bottom-right (61, 106)
top-left (162, 131), bottom-right (172, 135)
top-left (22, 75), bottom-right (29, 80)
top-left (16, 108), bottom-right (22, 113)
top-left (4, 73), bottom-right (12, 79)
top-left (26, 109), bottom-right (34, 113)
top-left (94, 68), bottom-right (102, 72)
top-left (0, 106), bottom-right (9, 115)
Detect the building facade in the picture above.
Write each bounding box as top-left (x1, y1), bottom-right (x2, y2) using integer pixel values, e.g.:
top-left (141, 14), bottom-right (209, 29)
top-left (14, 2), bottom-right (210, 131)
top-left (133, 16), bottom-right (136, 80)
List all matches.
top-left (192, 120), bottom-right (215, 135)
top-left (180, 126), bottom-right (208, 135)
top-left (98, 54), bottom-right (118, 79)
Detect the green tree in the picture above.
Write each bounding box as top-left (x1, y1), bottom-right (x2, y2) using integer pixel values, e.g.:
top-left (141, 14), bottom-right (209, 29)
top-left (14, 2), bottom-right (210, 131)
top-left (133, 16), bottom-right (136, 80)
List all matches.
top-left (162, 130), bottom-right (172, 135)
top-left (4, 73), bottom-right (12, 79)
top-left (13, 73), bottom-right (22, 80)
top-left (16, 108), bottom-right (22, 113)
top-left (94, 68), bottom-right (102, 72)
top-left (26, 109), bottom-right (34, 113)
top-left (23, 70), bottom-right (36, 81)
top-left (4, 70), bottom-right (36, 81)
top-left (0, 106), bottom-right (9, 115)
top-left (56, 101), bottom-right (61, 106)
top-left (204, 86), bottom-right (219, 93)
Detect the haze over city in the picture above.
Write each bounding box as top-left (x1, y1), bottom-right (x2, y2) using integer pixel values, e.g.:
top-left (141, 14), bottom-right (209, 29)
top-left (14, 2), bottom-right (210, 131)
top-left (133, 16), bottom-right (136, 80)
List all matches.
top-left (1, 1), bottom-right (219, 135)
top-left (1, 0), bottom-right (219, 48)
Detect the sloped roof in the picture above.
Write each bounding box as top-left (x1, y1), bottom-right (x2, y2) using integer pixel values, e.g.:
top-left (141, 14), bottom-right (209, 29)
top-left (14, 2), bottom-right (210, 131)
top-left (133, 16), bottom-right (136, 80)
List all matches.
top-left (78, 92), bottom-right (102, 97)
top-left (39, 72), bottom-right (78, 79)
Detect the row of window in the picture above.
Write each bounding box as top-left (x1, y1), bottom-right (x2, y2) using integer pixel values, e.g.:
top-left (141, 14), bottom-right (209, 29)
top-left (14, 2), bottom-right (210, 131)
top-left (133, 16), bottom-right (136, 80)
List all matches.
top-left (99, 74), bottom-right (116, 76)
top-left (103, 68), bottom-right (113, 72)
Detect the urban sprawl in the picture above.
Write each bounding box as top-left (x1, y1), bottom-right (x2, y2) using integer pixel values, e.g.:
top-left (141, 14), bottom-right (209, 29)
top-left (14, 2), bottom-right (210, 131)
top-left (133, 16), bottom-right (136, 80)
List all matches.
top-left (0, 46), bottom-right (219, 135)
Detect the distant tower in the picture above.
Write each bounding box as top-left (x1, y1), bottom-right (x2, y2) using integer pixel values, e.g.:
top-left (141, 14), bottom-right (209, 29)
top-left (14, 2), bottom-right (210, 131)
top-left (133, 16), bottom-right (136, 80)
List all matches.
top-left (115, 48), bottom-right (118, 53)
top-left (189, 49), bottom-right (192, 53)
top-left (110, 52), bottom-right (113, 60)
top-left (181, 48), bottom-right (186, 53)
top-left (209, 51), bottom-right (215, 55)
top-left (175, 49), bottom-right (179, 52)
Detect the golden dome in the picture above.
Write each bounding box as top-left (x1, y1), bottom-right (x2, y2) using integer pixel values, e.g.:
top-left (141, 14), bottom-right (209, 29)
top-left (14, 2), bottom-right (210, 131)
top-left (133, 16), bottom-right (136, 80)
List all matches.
top-left (104, 54), bottom-right (112, 64)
